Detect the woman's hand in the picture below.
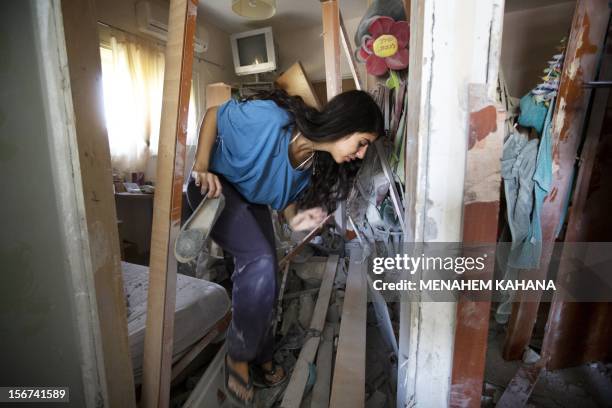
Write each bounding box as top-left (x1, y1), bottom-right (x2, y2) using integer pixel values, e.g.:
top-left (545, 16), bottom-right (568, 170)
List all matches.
top-left (289, 207), bottom-right (328, 232)
top-left (192, 170), bottom-right (222, 198)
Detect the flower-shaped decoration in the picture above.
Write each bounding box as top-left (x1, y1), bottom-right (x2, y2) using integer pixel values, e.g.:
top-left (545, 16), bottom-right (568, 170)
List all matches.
top-left (357, 16), bottom-right (409, 77)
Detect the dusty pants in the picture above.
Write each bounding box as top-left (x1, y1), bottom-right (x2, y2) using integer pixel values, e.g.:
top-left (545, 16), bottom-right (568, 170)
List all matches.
top-left (186, 176), bottom-right (278, 364)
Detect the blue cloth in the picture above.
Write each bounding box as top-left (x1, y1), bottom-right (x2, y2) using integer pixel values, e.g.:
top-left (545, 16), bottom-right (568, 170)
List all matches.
top-left (529, 99), bottom-right (554, 263)
top-left (210, 99), bottom-right (311, 210)
top-left (501, 131), bottom-right (539, 268)
top-left (500, 99), bottom-right (554, 270)
top-left (518, 94), bottom-right (548, 135)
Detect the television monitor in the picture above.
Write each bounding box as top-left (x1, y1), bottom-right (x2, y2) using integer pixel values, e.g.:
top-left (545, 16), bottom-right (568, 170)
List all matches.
top-left (230, 27), bottom-right (277, 76)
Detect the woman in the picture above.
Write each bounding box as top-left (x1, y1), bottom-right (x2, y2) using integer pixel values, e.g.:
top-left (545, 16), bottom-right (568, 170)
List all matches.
top-left (187, 88), bottom-right (383, 405)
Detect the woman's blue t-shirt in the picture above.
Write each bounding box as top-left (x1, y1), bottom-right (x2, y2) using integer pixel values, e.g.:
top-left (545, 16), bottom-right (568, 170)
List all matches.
top-left (209, 99), bottom-right (311, 210)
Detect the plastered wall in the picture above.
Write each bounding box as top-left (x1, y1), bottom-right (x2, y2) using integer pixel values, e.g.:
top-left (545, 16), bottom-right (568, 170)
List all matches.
top-left (0, 2), bottom-right (89, 405)
top-left (275, 15), bottom-right (365, 82)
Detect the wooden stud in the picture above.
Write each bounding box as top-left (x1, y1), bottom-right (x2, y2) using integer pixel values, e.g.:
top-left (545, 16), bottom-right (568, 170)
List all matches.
top-left (329, 252), bottom-right (367, 408)
top-left (141, 0), bottom-right (198, 406)
top-left (281, 256), bottom-right (339, 408)
top-left (321, 0), bottom-right (342, 99)
top-left (450, 84), bottom-right (504, 408)
top-left (339, 12), bottom-right (362, 90)
top-left (59, 0), bottom-right (136, 406)
top-left (503, 0), bottom-right (611, 362)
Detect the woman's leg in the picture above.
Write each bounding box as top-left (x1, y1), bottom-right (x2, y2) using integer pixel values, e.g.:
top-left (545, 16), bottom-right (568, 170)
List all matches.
top-left (187, 176), bottom-right (278, 363)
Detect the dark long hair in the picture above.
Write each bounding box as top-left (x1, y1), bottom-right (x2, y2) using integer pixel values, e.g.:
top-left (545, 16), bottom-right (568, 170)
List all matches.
top-left (246, 88), bottom-right (384, 212)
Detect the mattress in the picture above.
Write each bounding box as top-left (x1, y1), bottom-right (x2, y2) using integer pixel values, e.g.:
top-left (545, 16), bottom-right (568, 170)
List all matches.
top-left (122, 262), bottom-right (231, 383)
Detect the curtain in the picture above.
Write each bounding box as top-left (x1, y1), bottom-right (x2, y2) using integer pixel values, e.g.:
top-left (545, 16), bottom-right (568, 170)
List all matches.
top-left (100, 35), bottom-right (165, 175)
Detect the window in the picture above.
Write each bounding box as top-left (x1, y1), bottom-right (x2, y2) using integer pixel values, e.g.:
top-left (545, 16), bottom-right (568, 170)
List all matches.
top-left (100, 35), bottom-right (198, 178)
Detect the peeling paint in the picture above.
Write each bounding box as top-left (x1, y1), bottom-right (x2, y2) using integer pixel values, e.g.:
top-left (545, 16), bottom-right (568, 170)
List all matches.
top-left (556, 12), bottom-right (598, 142)
top-left (468, 105), bottom-right (497, 150)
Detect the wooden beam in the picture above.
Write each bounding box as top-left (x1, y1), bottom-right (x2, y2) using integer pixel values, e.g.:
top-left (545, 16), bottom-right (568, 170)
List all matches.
top-left (141, 0), bottom-right (198, 406)
top-left (339, 12), bottom-right (362, 90)
top-left (503, 0), bottom-right (611, 361)
top-left (281, 256), bottom-right (339, 408)
top-left (496, 363), bottom-right (544, 408)
top-left (59, 0), bottom-right (136, 406)
top-left (329, 252), bottom-right (367, 407)
top-left (499, 3), bottom-right (611, 406)
top-left (403, 0), bottom-right (410, 22)
top-left (450, 84), bottom-right (504, 408)
top-left (321, 0), bottom-right (342, 99)
top-left (310, 324), bottom-right (336, 408)
top-left (539, 16), bottom-right (612, 371)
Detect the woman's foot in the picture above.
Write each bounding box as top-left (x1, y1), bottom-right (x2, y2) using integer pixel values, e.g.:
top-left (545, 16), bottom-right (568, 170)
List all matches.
top-left (259, 361), bottom-right (286, 386)
top-left (225, 355), bottom-right (254, 405)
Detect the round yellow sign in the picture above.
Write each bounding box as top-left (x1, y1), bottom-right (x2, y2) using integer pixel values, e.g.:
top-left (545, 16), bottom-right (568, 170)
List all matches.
top-left (373, 34), bottom-right (398, 58)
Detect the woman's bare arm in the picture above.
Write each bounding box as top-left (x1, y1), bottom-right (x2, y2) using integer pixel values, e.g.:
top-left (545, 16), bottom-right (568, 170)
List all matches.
top-left (192, 106), bottom-right (222, 198)
top-left (193, 106), bottom-right (218, 172)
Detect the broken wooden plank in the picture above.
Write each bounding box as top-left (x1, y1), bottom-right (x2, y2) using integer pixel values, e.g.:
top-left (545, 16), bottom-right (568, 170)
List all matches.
top-left (183, 345), bottom-right (228, 408)
top-left (275, 62), bottom-right (323, 110)
top-left (503, 0), bottom-right (611, 362)
top-left (59, 0), bottom-right (136, 405)
top-left (329, 252), bottom-right (367, 408)
top-left (321, 0), bottom-right (342, 98)
top-left (279, 214), bottom-right (333, 269)
top-left (450, 84), bottom-right (504, 408)
top-left (339, 12), bottom-right (362, 90)
top-left (171, 312), bottom-right (231, 382)
top-left (281, 255), bottom-right (339, 408)
top-left (310, 324), bottom-right (336, 408)
top-left (141, 0), bottom-right (198, 406)
top-left (273, 262), bottom-right (292, 336)
top-left (495, 363), bottom-right (543, 408)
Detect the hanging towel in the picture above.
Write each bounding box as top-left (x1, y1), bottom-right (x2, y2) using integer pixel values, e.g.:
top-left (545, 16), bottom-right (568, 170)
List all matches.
top-left (527, 98), bottom-right (554, 265)
top-left (518, 94), bottom-right (548, 135)
top-left (501, 130), bottom-right (539, 268)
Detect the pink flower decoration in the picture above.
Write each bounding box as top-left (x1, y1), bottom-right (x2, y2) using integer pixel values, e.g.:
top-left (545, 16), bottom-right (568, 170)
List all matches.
top-left (358, 16), bottom-right (409, 76)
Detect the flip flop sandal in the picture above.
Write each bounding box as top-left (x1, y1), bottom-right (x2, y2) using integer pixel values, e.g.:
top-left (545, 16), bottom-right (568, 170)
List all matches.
top-left (174, 194), bottom-right (225, 263)
top-left (224, 355), bottom-right (254, 407)
top-left (252, 362), bottom-right (288, 388)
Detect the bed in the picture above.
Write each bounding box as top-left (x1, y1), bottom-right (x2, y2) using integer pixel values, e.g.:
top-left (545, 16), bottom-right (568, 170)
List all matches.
top-left (121, 261), bottom-right (231, 384)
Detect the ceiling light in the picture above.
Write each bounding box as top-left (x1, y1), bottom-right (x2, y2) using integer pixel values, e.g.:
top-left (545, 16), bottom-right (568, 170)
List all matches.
top-left (232, 0), bottom-right (276, 20)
